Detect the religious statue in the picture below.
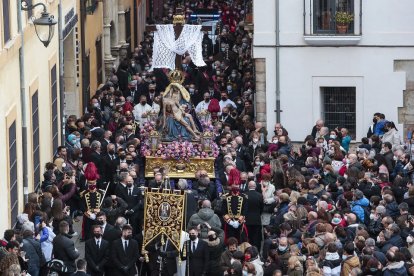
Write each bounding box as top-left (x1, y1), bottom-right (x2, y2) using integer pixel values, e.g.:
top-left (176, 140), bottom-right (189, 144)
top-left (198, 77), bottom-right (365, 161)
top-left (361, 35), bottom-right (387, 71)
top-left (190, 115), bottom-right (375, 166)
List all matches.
top-left (162, 70), bottom-right (200, 141)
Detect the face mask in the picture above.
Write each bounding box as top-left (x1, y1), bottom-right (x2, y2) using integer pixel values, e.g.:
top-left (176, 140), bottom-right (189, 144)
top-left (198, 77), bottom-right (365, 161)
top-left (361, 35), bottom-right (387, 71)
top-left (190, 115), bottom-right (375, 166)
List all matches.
top-left (108, 150), bottom-right (115, 155)
top-left (376, 236), bottom-right (381, 242)
top-left (407, 236), bottom-right (413, 244)
top-left (189, 234), bottom-right (197, 241)
top-left (94, 233), bottom-right (102, 239)
top-left (278, 245), bottom-right (287, 252)
top-left (208, 235), bottom-right (216, 241)
top-left (125, 234), bottom-right (132, 240)
top-left (189, 88), bottom-right (195, 94)
top-left (126, 183), bottom-right (133, 188)
top-left (141, 101), bottom-right (147, 105)
top-left (89, 184), bottom-right (96, 191)
top-left (260, 161), bottom-right (265, 166)
top-left (221, 96), bottom-right (227, 101)
top-left (244, 255), bottom-right (251, 262)
top-left (330, 135), bottom-right (337, 139)
top-left (331, 217), bottom-right (341, 224)
top-left (373, 118), bottom-right (378, 123)
top-left (231, 73), bottom-right (237, 78)
top-left (384, 128), bottom-right (389, 133)
top-left (205, 97), bottom-right (210, 102)
top-left (126, 160), bottom-right (133, 165)
top-left (323, 171), bottom-right (329, 175)
top-left (94, 103), bottom-right (100, 108)
top-left (119, 154), bottom-right (126, 159)
top-left (144, 66), bottom-right (150, 71)
top-left (342, 255), bottom-right (347, 260)
top-left (227, 85), bottom-right (232, 91)
top-left (273, 139), bottom-right (278, 144)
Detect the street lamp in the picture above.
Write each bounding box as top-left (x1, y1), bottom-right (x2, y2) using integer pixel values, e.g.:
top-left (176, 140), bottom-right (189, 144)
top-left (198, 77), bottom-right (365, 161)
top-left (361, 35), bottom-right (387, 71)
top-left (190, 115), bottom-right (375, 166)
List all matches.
top-left (21, 0), bottom-right (57, 47)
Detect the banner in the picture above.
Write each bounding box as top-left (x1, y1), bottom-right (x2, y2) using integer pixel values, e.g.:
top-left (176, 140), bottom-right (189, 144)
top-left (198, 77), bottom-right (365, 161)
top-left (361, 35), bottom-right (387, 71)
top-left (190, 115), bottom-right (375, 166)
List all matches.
top-left (142, 189), bottom-right (186, 256)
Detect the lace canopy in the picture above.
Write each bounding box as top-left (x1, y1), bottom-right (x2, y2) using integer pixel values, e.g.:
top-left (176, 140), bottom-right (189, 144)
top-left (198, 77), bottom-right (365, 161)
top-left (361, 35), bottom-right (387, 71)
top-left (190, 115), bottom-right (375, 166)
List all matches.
top-left (151, 24), bottom-right (206, 70)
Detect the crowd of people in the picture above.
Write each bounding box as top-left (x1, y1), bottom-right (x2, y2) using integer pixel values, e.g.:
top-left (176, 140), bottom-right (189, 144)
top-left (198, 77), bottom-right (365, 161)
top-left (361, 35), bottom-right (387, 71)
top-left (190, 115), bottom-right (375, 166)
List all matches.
top-left (2, 0), bottom-right (414, 276)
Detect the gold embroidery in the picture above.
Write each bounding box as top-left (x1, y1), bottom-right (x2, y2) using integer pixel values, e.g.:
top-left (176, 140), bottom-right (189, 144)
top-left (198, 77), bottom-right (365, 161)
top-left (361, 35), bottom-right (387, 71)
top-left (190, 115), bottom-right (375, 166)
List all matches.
top-left (226, 195), bottom-right (243, 219)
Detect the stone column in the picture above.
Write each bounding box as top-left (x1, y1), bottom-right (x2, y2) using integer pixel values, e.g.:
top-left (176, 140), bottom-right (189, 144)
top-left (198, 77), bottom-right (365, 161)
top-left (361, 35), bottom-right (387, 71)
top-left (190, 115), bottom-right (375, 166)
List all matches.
top-left (396, 60), bottom-right (414, 138)
top-left (117, 0), bottom-right (129, 60)
top-left (255, 58), bottom-right (267, 124)
top-left (103, 0), bottom-right (115, 80)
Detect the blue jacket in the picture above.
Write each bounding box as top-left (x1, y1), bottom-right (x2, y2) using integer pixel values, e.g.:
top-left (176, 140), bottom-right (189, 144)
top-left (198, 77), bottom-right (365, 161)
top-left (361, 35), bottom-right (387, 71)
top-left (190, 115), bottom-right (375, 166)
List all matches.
top-left (351, 197), bottom-right (369, 223)
top-left (374, 120), bottom-right (387, 136)
top-left (341, 135), bottom-right (351, 152)
top-left (383, 261), bottom-right (407, 276)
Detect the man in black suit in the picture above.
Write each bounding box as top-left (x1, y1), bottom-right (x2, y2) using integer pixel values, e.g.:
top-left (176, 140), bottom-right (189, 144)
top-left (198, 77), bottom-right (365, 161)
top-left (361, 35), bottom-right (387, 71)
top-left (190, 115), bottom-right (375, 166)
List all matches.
top-left (102, 143), bottom-right (118, 194)
top-left (111, 224), bottom-right (140, 276)
top-left (146, 237), bottom-right (178, 276)
top-left (117, 174), bottom-right (143, 233)
top-left (53, 221), bottom-right (80, 275)
top-left (239, 172), bottom-right (249, 194)
top-left (182, 227), bottom-right (209, 276)
top-left (85, 225), bottom-right (109, 276)
top-left (245, 181), bottom-right (264, 251)
top-left (103, 217), bottom-right (126, 275)
top-left (95, 212), bottom-right (114, 238)
top-left (145, 83), bottom-right (160, 106)
top-left (89, 140), bottom-right (105, 187)
top-left (99, 130), bottom-right (112, 155)
top-left (71, 259), bottom-right (90, 276)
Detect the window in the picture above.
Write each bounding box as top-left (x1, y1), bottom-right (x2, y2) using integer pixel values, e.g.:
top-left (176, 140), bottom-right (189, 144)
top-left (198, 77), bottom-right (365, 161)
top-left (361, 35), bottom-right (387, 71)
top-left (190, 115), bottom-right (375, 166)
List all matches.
top-left (125, 9), bottom-right (131, 49)
top-left (96, 38), bottom-right (102, 85)
top-left (313, 0), bottom-right (354, 34)
top-left (321, 87), bottom-right (356, 138)
top-left (51, 65), bottom-right (59, 152)
top-left (8, 121), bottom-right (18, 227)
top-left (2, 0), bottom-right (11, 43)
top-left (32, 91), bottom-right (41, 191)
top-left (82, 54), bottom-right (90, 111)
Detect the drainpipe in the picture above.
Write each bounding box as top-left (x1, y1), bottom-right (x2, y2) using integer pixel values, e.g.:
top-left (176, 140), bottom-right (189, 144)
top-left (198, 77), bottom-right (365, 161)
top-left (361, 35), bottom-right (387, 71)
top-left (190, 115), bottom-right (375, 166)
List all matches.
top-left (80, 0), bottom-right (87, 110)
top-left (17, 2), bottom-right (29, 201)
top-left (58, 0), bottom-right (66, 145)
top-left (275, 0), bottom-right (281, 123)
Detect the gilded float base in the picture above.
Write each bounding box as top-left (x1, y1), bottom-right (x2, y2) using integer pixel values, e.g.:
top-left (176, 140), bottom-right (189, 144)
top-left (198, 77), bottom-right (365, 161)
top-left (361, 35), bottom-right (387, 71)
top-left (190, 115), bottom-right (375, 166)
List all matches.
top-left (145, 156), bottom-right (215, 178)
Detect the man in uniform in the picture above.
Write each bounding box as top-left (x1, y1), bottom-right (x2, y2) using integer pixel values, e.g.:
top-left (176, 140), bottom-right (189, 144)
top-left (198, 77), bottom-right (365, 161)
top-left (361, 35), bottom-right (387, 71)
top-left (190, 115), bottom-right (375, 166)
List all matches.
top-left (221, 183), bottom-right (248, 243)
top-left (80, 162), bottom-right (105, 240)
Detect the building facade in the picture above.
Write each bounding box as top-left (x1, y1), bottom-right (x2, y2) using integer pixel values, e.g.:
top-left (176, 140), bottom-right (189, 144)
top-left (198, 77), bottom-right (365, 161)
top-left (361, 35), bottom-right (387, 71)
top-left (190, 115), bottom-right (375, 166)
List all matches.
top-left (0, 0), bottom-right (64, 231)
top-left (253, 0), bottom-right (414, 141)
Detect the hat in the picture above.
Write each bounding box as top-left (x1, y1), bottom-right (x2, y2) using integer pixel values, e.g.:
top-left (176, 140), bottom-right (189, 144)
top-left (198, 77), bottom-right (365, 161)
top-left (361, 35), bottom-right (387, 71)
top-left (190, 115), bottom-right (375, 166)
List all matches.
top-left (84, 162), bottom-right (100, 182)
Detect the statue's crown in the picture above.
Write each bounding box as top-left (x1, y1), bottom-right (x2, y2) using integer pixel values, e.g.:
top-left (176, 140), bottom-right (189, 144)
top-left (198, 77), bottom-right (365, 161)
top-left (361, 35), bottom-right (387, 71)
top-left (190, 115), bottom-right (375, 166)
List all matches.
top-left (168, 70), bottom-right (185, 84)
top-left (173, 14), bottom-right (185, 25)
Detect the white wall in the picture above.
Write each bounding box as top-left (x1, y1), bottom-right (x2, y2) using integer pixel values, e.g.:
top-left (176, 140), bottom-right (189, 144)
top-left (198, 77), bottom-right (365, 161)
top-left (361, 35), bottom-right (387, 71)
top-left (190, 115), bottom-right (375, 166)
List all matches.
top-left (253, 0), bottom-right (414, 141)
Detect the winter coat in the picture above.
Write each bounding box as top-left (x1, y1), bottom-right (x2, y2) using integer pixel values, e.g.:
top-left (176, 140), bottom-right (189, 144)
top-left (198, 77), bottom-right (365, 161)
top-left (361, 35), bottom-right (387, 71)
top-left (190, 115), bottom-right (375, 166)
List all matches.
top-left (380, 234), bottom-right (404, 254)
top-left (287, 266), bottom-right (303, 276)
top-left (382, 261), bottom-right (408, 276)
top-left (321, 252), bottom-right (341, 276)
top-left (206, 238), bottom-right (225, 276)
top-left (351, 197), bottom-right (370, 223)
top-left (341, 255), bottom-right (360, 276)
top-left (187, 208), bottom-right (223, 241)
top-left (248, 257), bottom-right (264, 276)
top-left (22, 237), bottom-right (43, 274)
top-left (381, 128), bottom-right (402, 149)
top-left (385, 201), bottom-right (400, 218)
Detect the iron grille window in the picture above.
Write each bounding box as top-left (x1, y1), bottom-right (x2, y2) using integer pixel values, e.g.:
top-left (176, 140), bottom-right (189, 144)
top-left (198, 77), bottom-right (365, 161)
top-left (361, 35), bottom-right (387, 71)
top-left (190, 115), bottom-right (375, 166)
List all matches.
top-left (313, 0), bottom-right (354, 34)
top-left (51, 65), bottom-right (59, 152)
top-left (3, 0), bottom-right (11, 43)
top-left (321, 87), bottom-right (356, 138)
top-left (82, 54), bottom-right (90, 111)
top-left (9, 121), bottom-right (18, 227)
top-left (32, 91), bottom-right (41, 191)
top-left (96, 39), bottom-right (102, 85)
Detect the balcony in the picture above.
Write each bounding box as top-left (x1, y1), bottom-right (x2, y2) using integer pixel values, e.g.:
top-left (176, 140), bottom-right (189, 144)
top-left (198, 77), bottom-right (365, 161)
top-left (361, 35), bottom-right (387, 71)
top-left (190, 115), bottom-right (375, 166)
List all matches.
top-left (303, 0), bottom-right (362, 45)
top-left (85, 0), bottom-right (99, 15)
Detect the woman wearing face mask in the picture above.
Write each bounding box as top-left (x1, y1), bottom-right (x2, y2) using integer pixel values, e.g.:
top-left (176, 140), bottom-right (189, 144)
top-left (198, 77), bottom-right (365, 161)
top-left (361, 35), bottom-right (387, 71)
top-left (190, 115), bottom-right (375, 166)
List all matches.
top-left (381, 121), bottom-right (402, 149)
top-left (243, 246), bottom-right (263, 276)
top-left (206, 230), bottom-right (224, 276)
top-left (261, 174), bottom-right (276, 226)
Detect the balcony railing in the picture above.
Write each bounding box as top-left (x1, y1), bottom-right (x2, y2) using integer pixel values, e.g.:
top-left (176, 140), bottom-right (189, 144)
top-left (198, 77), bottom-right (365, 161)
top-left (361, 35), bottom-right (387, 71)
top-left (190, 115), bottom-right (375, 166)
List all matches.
top-left (85, 0), bottom-right (98, 15)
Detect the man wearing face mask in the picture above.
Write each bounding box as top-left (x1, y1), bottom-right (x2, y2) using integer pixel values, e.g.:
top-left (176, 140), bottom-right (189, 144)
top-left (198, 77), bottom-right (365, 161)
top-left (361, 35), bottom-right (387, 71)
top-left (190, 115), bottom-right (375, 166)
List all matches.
top-left (219, 92), bottom-right (237, 113)
top-left (181, 227), bottom-right (209, 276)
top-left (222, 183), bottom-right (248, 243)
top-left (80, 163), bottom-right (105, 240)
top-left (195, 92), bottom-right (211, 114)
top-left (111, 224), bottom-right (140, 276)
top-left (133, 95), bottom-right (152, 124)
top-left (276, 237), bottom-right (291, 275)
top-left (85, 224), bottom-right (110, 276)
top-left (220, 106), bottom-right (235, 127)
top-left (123, 175), bottom-right (143, 234)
